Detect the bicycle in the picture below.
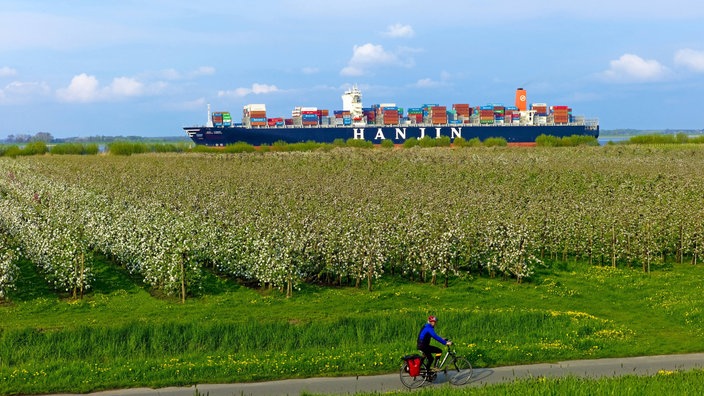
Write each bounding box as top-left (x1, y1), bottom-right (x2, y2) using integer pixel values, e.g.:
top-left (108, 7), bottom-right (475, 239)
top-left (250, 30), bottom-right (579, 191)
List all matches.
top-left (399, 342), bottom-right (473, 388)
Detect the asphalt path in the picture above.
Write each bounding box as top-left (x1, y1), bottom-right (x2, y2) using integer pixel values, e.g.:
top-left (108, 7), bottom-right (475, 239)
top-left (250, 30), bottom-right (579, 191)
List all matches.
top-left (46, 353), bottom-right (704, 396)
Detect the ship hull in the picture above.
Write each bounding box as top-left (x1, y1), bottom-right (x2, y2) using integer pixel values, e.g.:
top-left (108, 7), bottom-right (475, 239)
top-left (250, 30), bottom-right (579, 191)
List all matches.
top-left (184, 124), bottom-right (599, 147)
top-left (185, 124), bottom-right (599, 147)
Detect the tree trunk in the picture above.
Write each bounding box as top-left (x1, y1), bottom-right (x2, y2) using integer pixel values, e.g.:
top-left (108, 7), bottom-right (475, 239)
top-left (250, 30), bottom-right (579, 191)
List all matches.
top-left (611, 224), bottom-right (616, 267)
top-left (80, 251), bottom-right (85, 299)
top-left (181, 253), bottom-right (186, 304)
top-left (678, 224), bottom-right (683, 264)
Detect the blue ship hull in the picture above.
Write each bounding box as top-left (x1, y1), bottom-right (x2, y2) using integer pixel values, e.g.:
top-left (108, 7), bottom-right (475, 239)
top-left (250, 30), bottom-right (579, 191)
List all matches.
top-left (184, 123), bottom-right (600, 147)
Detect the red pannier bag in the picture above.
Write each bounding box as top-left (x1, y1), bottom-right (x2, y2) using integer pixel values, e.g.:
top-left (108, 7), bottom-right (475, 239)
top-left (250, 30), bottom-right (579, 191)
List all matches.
top-left (404, 354), bottom-right (423, 377)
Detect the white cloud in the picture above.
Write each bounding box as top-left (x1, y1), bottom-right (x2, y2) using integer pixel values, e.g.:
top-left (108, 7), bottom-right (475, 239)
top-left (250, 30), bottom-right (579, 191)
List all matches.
top-left (110, 77), bottom-right (144, 97)
top-left (341, 43), bottom-right (412, 76)
top-left (413, 78), bottom-right (441, 88)
top-left (57, 73), bottom-right (100, 102)
top-left (0, 81), bottom-right (51, 104)
top-left (383, 23), bottom-right (414, 38)
top-left (411, 71), bottom-right (453, 88)
top-left (600, 54), bottom-right (670, 82)
top-left (191, 66), bottom-right (215, 77)
top-left (674, 48), bottom-right (704, 72)
top-left (57, 73), bottom-right (148, 102)
top-left (218, 83), bottom-right (279, 98)
top-left (5, 81), bottom-right (51, 96)
top-left (0, 67), bottom-right (17, 77)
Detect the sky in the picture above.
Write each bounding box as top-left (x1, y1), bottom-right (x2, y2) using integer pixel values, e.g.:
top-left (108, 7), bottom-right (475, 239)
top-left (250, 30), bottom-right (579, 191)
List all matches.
top-left (1, 0), bottom-right (704, 138)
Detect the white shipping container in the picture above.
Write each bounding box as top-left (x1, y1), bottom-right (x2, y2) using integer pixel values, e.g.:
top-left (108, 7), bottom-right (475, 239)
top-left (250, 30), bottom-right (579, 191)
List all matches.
top-left (244, 104), bottom-right (267, 112)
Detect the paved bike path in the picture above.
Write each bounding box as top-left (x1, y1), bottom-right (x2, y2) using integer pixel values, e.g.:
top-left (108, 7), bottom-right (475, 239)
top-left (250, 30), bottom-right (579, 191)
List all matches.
top-left (47, 353), bottom-right (704, 396)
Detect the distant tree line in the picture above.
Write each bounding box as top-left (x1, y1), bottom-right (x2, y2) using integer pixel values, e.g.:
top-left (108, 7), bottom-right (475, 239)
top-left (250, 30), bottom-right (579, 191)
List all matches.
top-left (604, 129), bottom-right (704, 136)
top-left (3, 132), bottom-right (54, 143)
top-left (2, 132), bottom-right (190, 144)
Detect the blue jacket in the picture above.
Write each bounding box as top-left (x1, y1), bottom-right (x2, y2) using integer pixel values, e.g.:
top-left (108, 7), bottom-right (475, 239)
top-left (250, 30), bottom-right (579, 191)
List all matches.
top-left (417, 323), bottom-right (447, 349)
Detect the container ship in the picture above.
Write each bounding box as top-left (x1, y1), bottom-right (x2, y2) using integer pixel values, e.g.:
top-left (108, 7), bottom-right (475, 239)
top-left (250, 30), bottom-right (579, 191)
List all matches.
top-left (184, 87), bottom-right (599, 146)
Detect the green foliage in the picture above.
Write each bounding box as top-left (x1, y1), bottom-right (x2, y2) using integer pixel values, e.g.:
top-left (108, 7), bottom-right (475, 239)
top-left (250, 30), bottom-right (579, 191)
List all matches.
top-left (483, 137), bottom-right (508, 147)
top-left (0, 145), bottom-right (22, 157)
top-left (536, 134), bottom-right (599, 147)
top-left (452, 136), bottom-right (485, 148)
top-left (418, 136), bottom-right (437, 147)
top-left (380, 139), bottom-right (395, 149)
top-left (222, 142), bottom-right (257, 153)
top-left (0, 143), bottom-right (50, 157)
top-left (462, 137), bottom-right (483, 147)
top-left (107, 141), bottom-right (149, 155)
top-left (345, 138), bottom-right (374, 148)
top-left (49, 143), bottom-right (100, 155)
top-left (2, 259), bottom-right (704, 394)
top-left (151, 142), bottom-right (191, 153)
top-left (190, 144), bottom-right (219, 153)
top-left (627, 133), bottom-right (704, 145)
top-left (403, 137), bottom-right (419, 148)
top-left (364, 369), bottom-right (704, 396)
top-left (452, 137), bottom-right (467, 147)
top-left (436, 136), bottom-right (452, 147)
top-left (269, 140), bottom-right (311, 152)
top-left (22, 141), bottom-right (48, 155)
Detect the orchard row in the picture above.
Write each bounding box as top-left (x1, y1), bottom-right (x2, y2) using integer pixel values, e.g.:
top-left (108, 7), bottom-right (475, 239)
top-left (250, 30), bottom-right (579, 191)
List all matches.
top-left (1, 145), bottom-right (703, 300)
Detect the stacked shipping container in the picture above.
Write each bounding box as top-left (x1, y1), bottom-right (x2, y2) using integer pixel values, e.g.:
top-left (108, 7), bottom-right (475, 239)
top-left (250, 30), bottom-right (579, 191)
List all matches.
top-left (453, 104), bottom-right (471, 124)
top-left (334, 110), bottom-right (352, 125)
top-left (237, 88), bottom-right (578, 129)
top-left (532, 103), bottom-right (548, 125)
top-left (429, 106), bottom-right (447, 124)
top-left (243, 104), bottom-right (266, 127)
top-left (479, 105), bottom-right (494, 124)
top-left (407, 108), bottom-right (422, 124)
top-left (211, 112), bottom-right (232, 127)
top-left (301, 107), bottom-right (318, 126)
top-left (552, 105), bottom-right (570, 124)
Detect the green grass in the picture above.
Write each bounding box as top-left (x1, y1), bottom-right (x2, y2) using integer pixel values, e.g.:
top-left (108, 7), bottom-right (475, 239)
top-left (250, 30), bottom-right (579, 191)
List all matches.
top-left (356, 369), bottom-right (704, 396)
top-left (2, 256), bottom-right (704, 394)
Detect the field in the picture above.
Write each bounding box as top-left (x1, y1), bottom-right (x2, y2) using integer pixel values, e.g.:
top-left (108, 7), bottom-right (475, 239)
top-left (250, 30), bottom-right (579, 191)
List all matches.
top-left (361, 369), bottom-right (704, 396)
top-left (1, 145), bottom-right (704, 395)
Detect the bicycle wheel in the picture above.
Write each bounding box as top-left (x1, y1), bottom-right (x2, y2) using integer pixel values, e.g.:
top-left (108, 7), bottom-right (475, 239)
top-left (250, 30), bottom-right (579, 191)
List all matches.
top-left (447, 357), bottom-right (473, 385)
top-left (399, 361), bottom-right (426, 389)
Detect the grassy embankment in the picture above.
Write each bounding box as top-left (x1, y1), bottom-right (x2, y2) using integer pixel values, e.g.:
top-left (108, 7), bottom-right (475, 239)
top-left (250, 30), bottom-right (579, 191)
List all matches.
top-left (357, 369), bottom-right (704, 396)
top-left (2, 258), bottom-right (704, 394)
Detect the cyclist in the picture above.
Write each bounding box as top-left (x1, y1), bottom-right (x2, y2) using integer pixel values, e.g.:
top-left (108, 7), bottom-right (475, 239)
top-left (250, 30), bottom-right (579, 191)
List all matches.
top-left (417, 315), bottom-right (451, 375)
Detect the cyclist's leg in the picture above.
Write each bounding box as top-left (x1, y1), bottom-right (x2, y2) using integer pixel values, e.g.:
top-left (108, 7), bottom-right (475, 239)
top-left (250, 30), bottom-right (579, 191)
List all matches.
top-left (427, 345), bottom-right (442, 369)
top-left (419, 346), bottom-right (434, 371)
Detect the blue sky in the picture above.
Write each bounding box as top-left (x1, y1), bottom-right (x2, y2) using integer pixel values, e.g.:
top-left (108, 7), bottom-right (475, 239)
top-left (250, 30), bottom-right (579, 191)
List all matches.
top-left (1, 0), bottom-right (704, 138)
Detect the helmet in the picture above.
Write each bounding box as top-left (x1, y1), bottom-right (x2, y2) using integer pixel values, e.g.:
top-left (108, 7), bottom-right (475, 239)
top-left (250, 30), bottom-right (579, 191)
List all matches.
top-left (428, 316), bottom-right (437, 322)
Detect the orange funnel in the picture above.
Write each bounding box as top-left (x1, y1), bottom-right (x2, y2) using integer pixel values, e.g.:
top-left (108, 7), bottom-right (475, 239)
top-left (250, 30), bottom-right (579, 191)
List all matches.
top-left (515, 88), bottom-right (527, 111)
